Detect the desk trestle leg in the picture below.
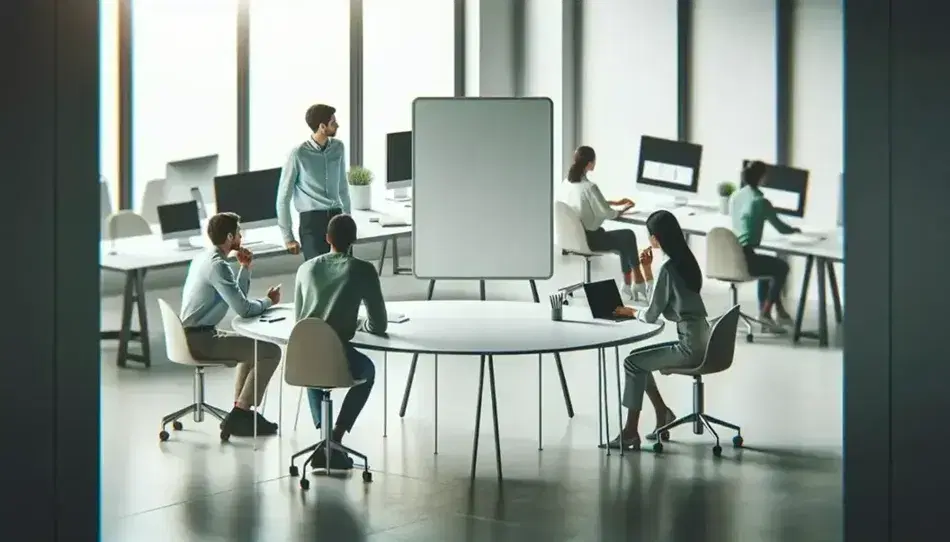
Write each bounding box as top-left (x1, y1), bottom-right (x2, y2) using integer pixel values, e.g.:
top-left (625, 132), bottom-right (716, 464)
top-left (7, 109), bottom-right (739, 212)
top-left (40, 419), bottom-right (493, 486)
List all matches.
top-left (103, 269), bottom-right (152, 368)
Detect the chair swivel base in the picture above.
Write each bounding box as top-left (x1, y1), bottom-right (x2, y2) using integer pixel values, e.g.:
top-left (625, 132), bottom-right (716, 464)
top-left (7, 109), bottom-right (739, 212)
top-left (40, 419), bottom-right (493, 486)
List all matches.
top-left (288, 439), bottom-right (373, 490)
top-left (650, 411), bottom-right (744, 456)
top-left (158, 402), bottom-right (230, 442)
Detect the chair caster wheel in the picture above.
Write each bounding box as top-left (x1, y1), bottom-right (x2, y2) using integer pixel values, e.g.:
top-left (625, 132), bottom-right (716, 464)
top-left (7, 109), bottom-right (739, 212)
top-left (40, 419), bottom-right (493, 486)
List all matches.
top-left (362, 471), bottom-right (373, 483)
top-left (712, 445), bottom-right (722, 457)
top-left (289, 465), bottom-right (299, 477)
top-left (219, 430), bottom-right (230, 442)
top-left (659, 430), bottom-right (671, 442)
top-left (159, 430), bottom-right (170, 442)
top-left (172, 421), bottom-right (183, 431)
top-left (299, 478), bottom-right (310, 491)
top-left (746, 334), bottom-right (754, 343)
top-left (652, 442), bottom-right (663, 453)
top-left (732, 435), bottom-right (744, 448)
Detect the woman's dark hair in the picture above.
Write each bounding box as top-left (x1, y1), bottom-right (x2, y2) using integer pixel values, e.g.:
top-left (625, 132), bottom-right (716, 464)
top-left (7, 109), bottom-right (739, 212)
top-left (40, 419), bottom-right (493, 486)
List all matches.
top-left (742, 160), bottom-right (768, 188)
top-left (645, 210), bottom-right (702, 293)
top-left (567, 146), bottom-right (596, 183)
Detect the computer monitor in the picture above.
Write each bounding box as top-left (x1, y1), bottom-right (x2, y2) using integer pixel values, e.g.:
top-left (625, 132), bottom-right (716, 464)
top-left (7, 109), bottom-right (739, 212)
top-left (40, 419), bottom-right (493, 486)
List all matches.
top-left (740, 160), bottom-right (810, 218)
top-left (157, 200), bottom-right (202, 250)
top-left (165, 154), bottom-right (219, 211)
top-left (635, 135), bottom-right (703, 204)
top-left (386, 131), bottom-right (412, 200)
top-left (213, 167), bottom-right (281, 231)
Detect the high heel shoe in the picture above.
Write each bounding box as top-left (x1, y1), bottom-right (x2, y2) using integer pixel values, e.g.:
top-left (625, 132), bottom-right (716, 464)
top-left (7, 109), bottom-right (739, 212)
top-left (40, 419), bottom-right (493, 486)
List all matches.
top-left (599, 434), bottom-right (641, 451)
top-left (645, 409), bottom-right (675, 441)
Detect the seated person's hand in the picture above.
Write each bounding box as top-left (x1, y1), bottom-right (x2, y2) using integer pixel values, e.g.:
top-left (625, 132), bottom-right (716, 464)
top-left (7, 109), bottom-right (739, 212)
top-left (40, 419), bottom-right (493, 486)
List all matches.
top-left (236, 247), bottom-right (254, 267)
top-left (639, 247), bottom-right (653, 266)
top-left (613, 306), bottom-right (636, 318)
top-left (266, 285), bottom-right (281, 304)
top-left (614, 197), bottom-right (634, 207)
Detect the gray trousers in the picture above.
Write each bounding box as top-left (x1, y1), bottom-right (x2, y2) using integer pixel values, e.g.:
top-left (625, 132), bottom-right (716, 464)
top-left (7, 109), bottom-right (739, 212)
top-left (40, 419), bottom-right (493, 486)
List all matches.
top-left (621, 342), bottom-right (697, 410)
top-left (185, 329), bottom-right (282, 407)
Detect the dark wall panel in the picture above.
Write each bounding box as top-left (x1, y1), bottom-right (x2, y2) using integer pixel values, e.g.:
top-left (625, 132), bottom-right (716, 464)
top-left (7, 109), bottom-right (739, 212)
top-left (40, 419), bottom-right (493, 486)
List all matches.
top-left (1, 0), bottom-right (101, 540)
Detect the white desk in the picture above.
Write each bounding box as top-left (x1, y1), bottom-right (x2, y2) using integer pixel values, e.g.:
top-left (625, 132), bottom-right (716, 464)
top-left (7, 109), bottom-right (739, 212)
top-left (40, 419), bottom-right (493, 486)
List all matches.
top-left (231, 300), bottom-right (665, 482)
top-left (614, 208), bottom-right (843, 347)
top-left (100, 210), bottom-right (411, 368)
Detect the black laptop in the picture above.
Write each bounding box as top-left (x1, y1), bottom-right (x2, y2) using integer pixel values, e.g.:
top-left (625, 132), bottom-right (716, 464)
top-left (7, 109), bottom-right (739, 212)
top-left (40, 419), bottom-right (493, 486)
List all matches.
top-left (583, 279), bottom-right (636, 321)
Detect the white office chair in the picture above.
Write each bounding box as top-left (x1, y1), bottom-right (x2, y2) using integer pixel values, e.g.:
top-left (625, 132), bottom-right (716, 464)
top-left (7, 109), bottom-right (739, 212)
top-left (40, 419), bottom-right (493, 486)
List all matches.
top-left (105, 211), bottom-right (152, 240)
top-left (284, 318), bottom-right (373, 490)
top-left (652, 305), bottom-right (744, 457)
top-left (156, 298), bottom-right (234, 442)
top-left (705, 227), bottom-right (773, 343)
top-left (139, 178), bottom-right (166, 225)
top-left (100, 179), bottom-right (114, 238)
top-left (554, 201), bottom-right (611, 295)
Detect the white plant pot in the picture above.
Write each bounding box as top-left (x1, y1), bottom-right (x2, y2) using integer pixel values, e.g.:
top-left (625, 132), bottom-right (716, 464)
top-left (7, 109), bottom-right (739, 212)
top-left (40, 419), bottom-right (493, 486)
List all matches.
top-left (350, 184), bottom-right (372, 210)
top-left (718, 196), bottom-right (731, 215)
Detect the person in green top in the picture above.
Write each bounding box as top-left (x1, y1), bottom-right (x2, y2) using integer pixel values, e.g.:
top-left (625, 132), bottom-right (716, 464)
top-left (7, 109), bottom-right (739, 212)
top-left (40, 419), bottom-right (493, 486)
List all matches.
top-left (293, 213), bottom-right (388, 470)
top-left (730, 160), bottom-right (801, 331)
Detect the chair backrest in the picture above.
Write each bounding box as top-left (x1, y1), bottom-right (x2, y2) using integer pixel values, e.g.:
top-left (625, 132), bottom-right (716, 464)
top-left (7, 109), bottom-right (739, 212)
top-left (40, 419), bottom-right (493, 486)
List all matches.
top-left (284, 318), bottom-right (356, 389)
top-left (554, 201), bottom-right (593, 254)
top-left (157, 298), bottom-right (199, 365)
top-left (100, 179), bottom-right (114, 229)
top-left (695, 305), bottom-right (741, 375)
top-left (139, 178), bottom-right (167, 224)
top-left (705, 227), bottom-right (753, 281)
top-left (106, 211), bottom-right (152, 240)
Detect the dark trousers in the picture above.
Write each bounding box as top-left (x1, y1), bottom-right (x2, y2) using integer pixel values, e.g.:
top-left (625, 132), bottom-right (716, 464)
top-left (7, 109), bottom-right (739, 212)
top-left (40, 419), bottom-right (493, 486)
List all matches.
top-left (307, 345), bottom-right (376, 433)
top-left (743, 246), bottom-right (790, 306)
top-left (299, 208), bottom-right (342, 261)
top-left (585, 227), bottom-right (639, 274)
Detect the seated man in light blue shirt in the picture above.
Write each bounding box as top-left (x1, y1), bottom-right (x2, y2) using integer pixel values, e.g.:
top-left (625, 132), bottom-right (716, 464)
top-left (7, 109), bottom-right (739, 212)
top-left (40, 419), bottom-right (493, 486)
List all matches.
top-left (179, 212), bottom-right (283, 437)
top-left (294, 214), bottom-right (387, 469)
top-left (276, 103), bottom-right (351, 261)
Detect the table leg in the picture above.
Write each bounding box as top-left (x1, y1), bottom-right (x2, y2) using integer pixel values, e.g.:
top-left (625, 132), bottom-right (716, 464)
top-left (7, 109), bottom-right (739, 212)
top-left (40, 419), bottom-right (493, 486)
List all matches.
top-left (597, 350), bottom-right (603, 447)
top-left (600, 349), bottom-right (611, 456)
top-left (537, 353), bottom-right (543, 451)
top-left (470, 355), bottom-right (487, 481)
top-left (614, 347), bottom-right (624, 457)
top-left (392, 237), bottom-right (412, 275)
top-left (398, 279), bottom-right (437, 418)
top-left (792, 256), bottom-right (815, 343)
top-left (827, 260), bottom-right (843, 323)
top-left (376, 238), bottom-right (388, 276)
top-left (529, 279), bottom-right (574, 419)
top-left (816, 262), bottom-right (829, 347)
top-left (115, 271), bottom-right (136, 368)
top-left (253, 340), bottom-right (258, 451)
top-left (487, 355), bottom-right (503, 483)
top-left (383, 351), bottom-right (388, 438)
top-left (134, 270), bottom-right (152, 367)
top-left (479, 279), bottom-right (486, 301)
top-left (434, 353), bottom-right (439, 455)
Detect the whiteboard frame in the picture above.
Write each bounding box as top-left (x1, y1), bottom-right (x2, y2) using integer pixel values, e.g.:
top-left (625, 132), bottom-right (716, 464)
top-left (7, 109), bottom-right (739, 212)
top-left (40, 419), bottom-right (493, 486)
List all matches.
top-left (411, 97), bottom-right (554, 281)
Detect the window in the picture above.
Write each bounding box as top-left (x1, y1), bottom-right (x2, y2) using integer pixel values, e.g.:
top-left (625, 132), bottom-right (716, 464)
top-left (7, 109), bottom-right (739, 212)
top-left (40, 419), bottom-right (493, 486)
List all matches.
top-left (131, 0), bottom-right (238, 210)
top-left (248, 0), bottom-right (350, 170)
top-left (100, 0), bottom-right (120, 211)
top-left (362, 0), bottom-right (455, 203)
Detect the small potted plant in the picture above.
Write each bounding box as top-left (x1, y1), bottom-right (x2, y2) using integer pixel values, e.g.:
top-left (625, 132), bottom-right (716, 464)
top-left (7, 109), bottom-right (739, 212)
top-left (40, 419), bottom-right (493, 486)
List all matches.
top-left (717, 181), bottom-right (736, 215)
top-left (347, 166), bottom-right (374, 210)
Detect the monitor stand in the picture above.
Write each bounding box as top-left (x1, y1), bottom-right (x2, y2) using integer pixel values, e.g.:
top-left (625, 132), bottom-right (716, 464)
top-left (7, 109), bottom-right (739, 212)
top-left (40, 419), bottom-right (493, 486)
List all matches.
top-left (386, 187), bottom-right (412, 203)
top-left (174, 238), bottom-right (201, 251)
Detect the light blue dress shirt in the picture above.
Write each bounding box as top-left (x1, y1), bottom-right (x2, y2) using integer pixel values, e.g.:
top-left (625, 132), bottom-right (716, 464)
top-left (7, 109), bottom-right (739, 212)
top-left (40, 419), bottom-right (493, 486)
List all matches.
top-left (276, 138), bottom-right (351, 244)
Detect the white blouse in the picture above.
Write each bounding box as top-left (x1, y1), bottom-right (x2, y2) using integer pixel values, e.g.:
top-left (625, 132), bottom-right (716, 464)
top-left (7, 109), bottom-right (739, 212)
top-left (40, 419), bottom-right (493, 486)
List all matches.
top-left (558, 177), bottom-right (619, 231)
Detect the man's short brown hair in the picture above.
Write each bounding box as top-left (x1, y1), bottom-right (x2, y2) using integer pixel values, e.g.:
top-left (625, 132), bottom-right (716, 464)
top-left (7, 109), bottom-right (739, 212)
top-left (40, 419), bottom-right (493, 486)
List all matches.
top-left (305, 104), bottom-right (336, 132)
top-left (327, 214), bottom-right (358, 253)
top-left (207, 212), bottom-right (241, 245)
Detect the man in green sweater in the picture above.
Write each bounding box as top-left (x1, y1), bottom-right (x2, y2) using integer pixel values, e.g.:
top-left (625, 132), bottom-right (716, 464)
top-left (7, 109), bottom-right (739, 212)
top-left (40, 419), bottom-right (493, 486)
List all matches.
top-left (294, 214), bottom-right (388, 469)
top-left (731, 160), bottom-right (802, 332)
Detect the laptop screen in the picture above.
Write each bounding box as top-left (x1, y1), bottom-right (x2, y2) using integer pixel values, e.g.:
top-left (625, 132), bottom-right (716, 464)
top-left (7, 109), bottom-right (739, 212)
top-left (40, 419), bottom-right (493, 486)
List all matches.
top-left (583, 279), bottom-right (624, 319)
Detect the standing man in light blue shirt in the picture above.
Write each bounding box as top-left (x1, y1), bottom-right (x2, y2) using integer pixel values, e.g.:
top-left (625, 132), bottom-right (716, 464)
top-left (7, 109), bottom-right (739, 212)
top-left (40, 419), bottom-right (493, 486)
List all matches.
top-left (276, 104), bottom-right (351, 261)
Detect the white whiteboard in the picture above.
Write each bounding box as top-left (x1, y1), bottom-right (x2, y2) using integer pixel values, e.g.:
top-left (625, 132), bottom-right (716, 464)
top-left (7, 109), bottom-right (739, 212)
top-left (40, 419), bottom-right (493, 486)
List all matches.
top-left (412, 98), bottom-right (554, 280)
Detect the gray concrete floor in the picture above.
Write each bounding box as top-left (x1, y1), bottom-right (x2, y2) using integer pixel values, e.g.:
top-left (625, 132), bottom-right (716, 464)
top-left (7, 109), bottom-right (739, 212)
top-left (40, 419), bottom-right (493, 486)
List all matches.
top-left (100, 259), bottom-right (843, 541)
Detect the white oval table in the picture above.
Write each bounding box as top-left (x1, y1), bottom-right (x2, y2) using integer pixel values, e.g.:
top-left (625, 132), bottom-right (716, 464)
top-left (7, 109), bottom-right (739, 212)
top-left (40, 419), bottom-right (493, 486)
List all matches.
top-left (232, 300), bottom-right (665, 482)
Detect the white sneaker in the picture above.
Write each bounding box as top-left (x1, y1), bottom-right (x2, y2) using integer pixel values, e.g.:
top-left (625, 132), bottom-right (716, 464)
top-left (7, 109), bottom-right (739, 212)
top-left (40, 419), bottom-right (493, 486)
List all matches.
top-left (632, 282), bottom-right (648, 304)
top-left (621, 284), bottom-right (634, 301)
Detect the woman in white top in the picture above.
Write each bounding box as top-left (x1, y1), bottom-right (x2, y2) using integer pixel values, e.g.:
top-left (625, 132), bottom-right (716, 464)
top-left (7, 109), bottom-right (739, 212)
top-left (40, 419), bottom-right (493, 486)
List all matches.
top-left (560, 146), bottom-right (653, 301)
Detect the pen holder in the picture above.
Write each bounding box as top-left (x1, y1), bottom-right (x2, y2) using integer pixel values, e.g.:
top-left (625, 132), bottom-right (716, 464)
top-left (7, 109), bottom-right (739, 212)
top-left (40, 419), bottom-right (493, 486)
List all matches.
top-left (551, 306), bottom-right (563, 322)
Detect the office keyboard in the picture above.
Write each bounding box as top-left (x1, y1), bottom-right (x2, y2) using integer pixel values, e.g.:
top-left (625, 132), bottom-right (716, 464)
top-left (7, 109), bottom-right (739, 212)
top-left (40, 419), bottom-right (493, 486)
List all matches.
top-left (379, 216), bottom-right (410, 227)
top-left (244, 242), bottom-right (284, 252)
